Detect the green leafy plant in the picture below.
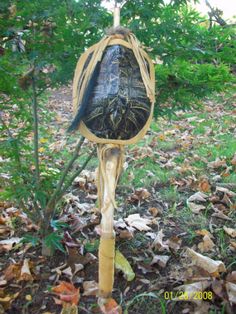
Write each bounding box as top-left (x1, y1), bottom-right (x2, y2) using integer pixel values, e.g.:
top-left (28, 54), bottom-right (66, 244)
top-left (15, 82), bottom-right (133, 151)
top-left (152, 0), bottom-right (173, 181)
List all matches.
top-left (1, 0), bottom-right (235, 256)
top-left (44, 232), bottom-right (66, 254)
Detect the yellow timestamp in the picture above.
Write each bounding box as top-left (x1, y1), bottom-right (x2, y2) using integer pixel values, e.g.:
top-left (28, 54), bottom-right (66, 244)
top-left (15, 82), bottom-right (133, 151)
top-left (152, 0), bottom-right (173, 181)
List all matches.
top-left (163, 291), bottom-right (213, 300)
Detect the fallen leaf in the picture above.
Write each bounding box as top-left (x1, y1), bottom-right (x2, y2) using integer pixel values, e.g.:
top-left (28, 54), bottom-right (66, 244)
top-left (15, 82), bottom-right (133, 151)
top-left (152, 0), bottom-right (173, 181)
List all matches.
top-left (151, 255), bottom-right (170, 268)
top-left (38, 147), bottom-right (45, 153)
top-left (0, 280), bottom-right (7, 286)
top-left (226, 271), bottom-right (236, 283)
top-left (212, 209), bottom-right (232, 221)
top-left (198, 177), bottom-right (211, 193)
top-left (52, 281), bottom-right (80, 305)
top-left (151, 229), bottom-right (169, 252)
top-left (188, 192), bottom-right (208, 203)
top-left (208, 158), bottom-right (227, 169)
top-left (231, 154), bottom-right (236, 166)
top-left (98, 298), bottom-right (122, 314)
top-left (148, 207), bottom-right (163, 217)
top-left (125, 214), bottom-right (152, 231)
top-left (0, 291), bottom-right (19, 310)
top-left (198, 235), bottom-right (215, 252)
top-left (174, 280), bottom-right (211, 304)
top-left (25, 295), bottom-right (32, 301)
top-left (187, 201), bottom-right (205, 214)
top-left (61, 303), bottom-right (78, 314)
top-left (3, 264), bottom-right (21, 281)
top-left (82, 281), bottom-right (98, 296)
top-left (39, 138), bottom-right (48, 143)
top-left (187, 248), bottom-right (226, 276)
top-left (216, 186), bottom-right (236, 198)
top-left (118, 230), bottom-right (134, 239)
top-left (223, 226), bottom-right (236, 238)
top-left (20, 258), bottom-right (33, 281)
top-left (0, 237), bottom-right (22, 252)
top-left (166, 236), bottom-right (182, 251)
top-left (61, 267), bottom-right (73, 279)
top-left (115, 250), bottom-right (135, 281)
top-left (230, 241), bottom-right (236, 250)
top-left (127, 188), bottom-right (151, 204)
top-left (211, 279), bottom-right (225, 298)
top-left (195, 229), bottom-right (214, 239)
top-left (225, 282), bottom-right (236, 305)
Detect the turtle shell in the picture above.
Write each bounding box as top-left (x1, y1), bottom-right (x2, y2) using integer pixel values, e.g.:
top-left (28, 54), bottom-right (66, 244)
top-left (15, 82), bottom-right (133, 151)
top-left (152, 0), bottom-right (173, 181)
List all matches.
top-left (82, 44), bottom-right (151, 140)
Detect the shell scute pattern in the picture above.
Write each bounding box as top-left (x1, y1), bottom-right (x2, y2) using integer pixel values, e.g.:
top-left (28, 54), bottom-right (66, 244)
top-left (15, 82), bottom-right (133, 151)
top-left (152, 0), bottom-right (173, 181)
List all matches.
top-left (83, 44), bottom-right (151, 140)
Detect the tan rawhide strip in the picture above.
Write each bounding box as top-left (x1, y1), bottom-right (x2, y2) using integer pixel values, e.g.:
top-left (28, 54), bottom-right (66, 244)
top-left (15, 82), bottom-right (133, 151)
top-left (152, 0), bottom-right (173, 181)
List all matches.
top-left (96, 144), bottom-right (125, 211)
top-left (72, 34), bottom-right (155, 145)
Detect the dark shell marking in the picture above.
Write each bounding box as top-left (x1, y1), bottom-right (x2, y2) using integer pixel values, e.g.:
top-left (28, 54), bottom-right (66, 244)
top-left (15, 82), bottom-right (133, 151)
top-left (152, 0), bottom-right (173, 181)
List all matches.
top-left (83, 45), bottom-right (151, 140)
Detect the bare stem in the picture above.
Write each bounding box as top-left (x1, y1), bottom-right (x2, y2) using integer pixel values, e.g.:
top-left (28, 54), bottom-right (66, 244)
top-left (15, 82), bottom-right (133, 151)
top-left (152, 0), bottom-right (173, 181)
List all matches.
top-left (32, 75), bottom-right (40, 185)
top-left (42, 138), bottom-right (94, 234)
top-left (45, 136), bottom-right (85, 212)
top-left (57, 146), bottom-right (96, 200)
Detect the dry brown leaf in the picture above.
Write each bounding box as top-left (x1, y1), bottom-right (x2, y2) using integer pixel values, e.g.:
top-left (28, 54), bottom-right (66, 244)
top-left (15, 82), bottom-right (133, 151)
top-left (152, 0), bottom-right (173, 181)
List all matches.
top-left (0, 291), bottom-right (19, 310)
top-left (20, 258), bottom-right (33, 281)
top-left (208, 158), bottom-right (227, 169)
top-left (125, 214), bottom-right (152, 231)
top-left (99, 298), bottom-right (122, 314)
top-left (3, 264), bottom-right (21, 281)
top-left (187, 248), bottom-right (226, 276)
top-left (61, 303), bottom-right (78, 314)
top-left (151, 229), bottom-right (169, 252)
top-left (166, 236), bottom-right (182, 251)
top-left (118, 230), bottom-right (134, 239)
top-left (198, 177), bottom-right (211, 193)
top-left (223, 226), bottom-right (236, 238)
top-left (187, 202), bottom-right (205, 214)
top-left (188, 192), bottom-right (208, 203)
top-left (221, 193), bottom-right (232, 207)
top-left (0, 237), bottom-right (22, 252)
top-left (148, 206), bottom-right (163, 217)
top-left (151, 255), bottom-right (170, 268)
top-left (225, 282), bottom-right (236, 305)
top-left (82, 281), bottom-right (98, 296)
top-left (127, 188), bottom-right (151, 204)
top-left (193, 302), bottom-right (211, 314)
top-left (231, 154), bottom-right (236, 166)
top-left (195, 229), bottom-right (214, 239)
top-left (212, 210), bottom-right (232, 221)
top-left (79, 170), bottom-right (96, 183)
top-left (230, 241), bottom-right (236, 250)
top-left (61, 267), bottom-right (73, 279)
top-left (226, 271), bottom-right (236, 283)
top-left (216, 186), bottom-right (236, 198)
top-left (211, 279), bottom-right (225, 298)
top-left (51, 281), bottom-right (80, 305)
top-left (198, 235), bottom-right (215, 253)
top-left (174, 280), bottom-right (211, 305)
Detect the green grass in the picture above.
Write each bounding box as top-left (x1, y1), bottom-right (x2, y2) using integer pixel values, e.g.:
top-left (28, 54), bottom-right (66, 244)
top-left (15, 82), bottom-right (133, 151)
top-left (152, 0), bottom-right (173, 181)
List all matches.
top-left (195, 134), bottom-right (236, 160)
top-left (121, 157), bottom-right (179, 188)
top-left (123, 292), bottom-right (167, 314)
top-left (155, 139), bottom-right (179, 152)
top-left (117, 232), bottom-right (150, 252)
top-left (159, 186), bottom-right (180, 204)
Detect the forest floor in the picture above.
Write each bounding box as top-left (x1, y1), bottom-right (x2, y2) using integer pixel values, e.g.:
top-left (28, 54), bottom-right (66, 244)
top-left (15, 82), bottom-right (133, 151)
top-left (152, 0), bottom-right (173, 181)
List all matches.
top-left (0, 87), bottom-right (236, 314)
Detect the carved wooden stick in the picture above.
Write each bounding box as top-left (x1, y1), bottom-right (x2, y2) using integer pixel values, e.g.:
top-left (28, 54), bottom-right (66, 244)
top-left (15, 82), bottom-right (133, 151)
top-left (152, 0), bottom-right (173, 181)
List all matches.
top-left (97, 145), bottom-right (122, 299)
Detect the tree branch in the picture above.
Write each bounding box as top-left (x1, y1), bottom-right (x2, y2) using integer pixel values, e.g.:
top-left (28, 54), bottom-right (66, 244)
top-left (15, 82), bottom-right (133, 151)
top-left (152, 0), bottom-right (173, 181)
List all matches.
top-left (45, 136), bottom-right (85, 212)
top-left (31, 74), bottom-right (40, 185)
top-left (57, 146), bottom-right (96, 200)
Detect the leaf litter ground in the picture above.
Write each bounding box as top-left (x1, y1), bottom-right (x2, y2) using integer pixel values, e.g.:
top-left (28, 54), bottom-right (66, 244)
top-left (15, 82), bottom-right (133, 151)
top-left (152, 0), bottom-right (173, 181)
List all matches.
top-left (0, 87), bottom-right (236, 314)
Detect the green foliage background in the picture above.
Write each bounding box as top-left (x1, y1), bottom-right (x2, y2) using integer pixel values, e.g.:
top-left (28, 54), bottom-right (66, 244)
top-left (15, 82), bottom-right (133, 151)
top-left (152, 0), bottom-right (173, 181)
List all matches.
top-left (0, 0), bottom-right (235, 222)
top-left (1, 0), bottom-right (235, 112)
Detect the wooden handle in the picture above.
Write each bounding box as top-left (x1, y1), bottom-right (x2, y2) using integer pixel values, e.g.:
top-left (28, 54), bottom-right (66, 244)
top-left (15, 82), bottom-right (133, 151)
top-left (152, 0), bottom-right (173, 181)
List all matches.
top-left (113, 6), bottom-right (120, 27)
